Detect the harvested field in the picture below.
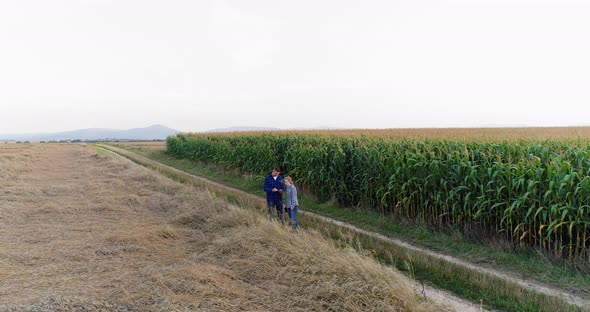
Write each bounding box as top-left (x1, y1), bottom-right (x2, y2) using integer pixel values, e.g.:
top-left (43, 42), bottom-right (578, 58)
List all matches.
top-left (0, 144), bottom-right (442, 311)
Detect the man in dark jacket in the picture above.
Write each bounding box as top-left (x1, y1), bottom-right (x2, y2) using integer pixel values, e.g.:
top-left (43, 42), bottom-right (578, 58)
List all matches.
top-left (263, 167), bottom-right (285, 224)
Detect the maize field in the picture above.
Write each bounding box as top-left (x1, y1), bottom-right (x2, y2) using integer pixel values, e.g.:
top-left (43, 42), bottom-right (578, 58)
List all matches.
top-left (166, 132), bottom-right (590, 260)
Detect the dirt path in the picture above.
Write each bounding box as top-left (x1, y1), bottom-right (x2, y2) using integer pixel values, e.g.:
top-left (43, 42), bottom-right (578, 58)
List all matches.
top-left (309, 213), bottom-right (590, 308)
top-left (100, 144), bottom-right (496, 312)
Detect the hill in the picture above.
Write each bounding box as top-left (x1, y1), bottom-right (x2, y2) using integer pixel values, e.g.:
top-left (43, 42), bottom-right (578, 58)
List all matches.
top-left (0, 125), bottom-right (179, 142)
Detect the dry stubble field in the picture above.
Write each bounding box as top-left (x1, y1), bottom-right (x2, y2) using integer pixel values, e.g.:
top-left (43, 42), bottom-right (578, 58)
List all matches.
top-left (0, 143), bottom-right (442, 311)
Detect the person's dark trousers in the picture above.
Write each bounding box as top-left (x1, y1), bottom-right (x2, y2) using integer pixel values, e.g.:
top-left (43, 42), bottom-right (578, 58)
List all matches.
top-left (267, 199), bottom-right (284, 224)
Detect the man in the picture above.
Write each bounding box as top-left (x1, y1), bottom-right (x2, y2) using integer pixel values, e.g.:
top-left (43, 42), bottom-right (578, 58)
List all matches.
top-left (263, 166), bottom-right (285, 224)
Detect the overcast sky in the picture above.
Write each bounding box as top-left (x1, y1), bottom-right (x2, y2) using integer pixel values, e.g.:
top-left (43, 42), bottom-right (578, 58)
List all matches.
top-left (1, 0), bottom-right (589, 133)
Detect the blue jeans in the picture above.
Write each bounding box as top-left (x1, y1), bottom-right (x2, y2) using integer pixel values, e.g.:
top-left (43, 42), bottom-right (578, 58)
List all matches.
top-left (267, 199), bottom-right (284, 224)
top-left (290, 205), bottom-right (299, 229)
top-left (286, 205), bottom-right (292, 220)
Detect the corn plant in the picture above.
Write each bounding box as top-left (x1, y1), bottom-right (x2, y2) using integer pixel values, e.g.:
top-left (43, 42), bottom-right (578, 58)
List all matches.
top-left (166, 133), bottom-right (590, 261)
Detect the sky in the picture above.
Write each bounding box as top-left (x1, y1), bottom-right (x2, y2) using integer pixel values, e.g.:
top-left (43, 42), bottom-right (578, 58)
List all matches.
top-left (1, 0), bottom-right (589, 134)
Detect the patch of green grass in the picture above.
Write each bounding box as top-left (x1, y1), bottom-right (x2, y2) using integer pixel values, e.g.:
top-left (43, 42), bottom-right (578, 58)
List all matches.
top-left (300, 198), bottom-right (590, 291)
top-left (90, 145), bottom-right (111, 155)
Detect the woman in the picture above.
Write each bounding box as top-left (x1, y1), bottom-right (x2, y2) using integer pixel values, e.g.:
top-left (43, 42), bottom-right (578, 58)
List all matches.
top-left (284, 176), bottom-right (299, 230)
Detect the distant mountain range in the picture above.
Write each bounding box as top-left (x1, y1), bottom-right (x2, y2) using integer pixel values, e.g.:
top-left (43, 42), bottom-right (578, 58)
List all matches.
top-left (0, 125), bottom-right (179, 142)
top-left (0, 125), bottom-right (345, 142)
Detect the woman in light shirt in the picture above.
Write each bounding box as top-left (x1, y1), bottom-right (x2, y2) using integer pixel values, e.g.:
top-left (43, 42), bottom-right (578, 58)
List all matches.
top-left (284, 176), bottom-right (299, 230)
